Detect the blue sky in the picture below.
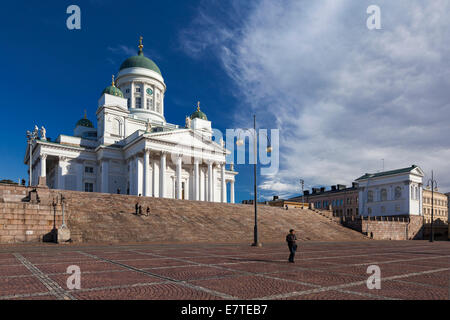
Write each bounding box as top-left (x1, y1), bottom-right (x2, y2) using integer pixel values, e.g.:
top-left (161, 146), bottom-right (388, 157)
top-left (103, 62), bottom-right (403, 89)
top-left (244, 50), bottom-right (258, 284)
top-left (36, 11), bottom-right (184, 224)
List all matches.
top-left (0, 0), bottom-right (257, 202)
top-left (1, 1), bottom-right (450, 201)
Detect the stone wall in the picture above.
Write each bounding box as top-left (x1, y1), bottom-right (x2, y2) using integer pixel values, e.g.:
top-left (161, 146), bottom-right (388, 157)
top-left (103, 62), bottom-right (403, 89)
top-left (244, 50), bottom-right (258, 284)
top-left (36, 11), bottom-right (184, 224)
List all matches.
top-left (340, 215), bottom-right (423, 240)
top-left (0, 184), bottom-right (368, 244)
top-left (0, 185), bottom-right (63, 243)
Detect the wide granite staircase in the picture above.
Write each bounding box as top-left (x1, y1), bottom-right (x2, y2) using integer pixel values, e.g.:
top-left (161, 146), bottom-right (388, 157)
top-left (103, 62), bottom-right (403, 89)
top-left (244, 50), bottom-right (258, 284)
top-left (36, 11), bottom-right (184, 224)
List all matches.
top-left (0, 185), bottom-right (368, 244)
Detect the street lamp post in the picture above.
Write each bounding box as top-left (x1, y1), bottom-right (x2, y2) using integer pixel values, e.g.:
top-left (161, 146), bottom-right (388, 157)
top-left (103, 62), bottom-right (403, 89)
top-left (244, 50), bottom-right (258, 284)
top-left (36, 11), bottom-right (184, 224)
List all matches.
top-left (236, 115), bottom-right (272, 247)
top-left (61, 194), bottom-right (67, 228)
top-left (300, 179), bottom-right (305, 209)
top-left (26, 127), bottom-right (39, 187)
top-left (427, 171), bottom-right (438, 243)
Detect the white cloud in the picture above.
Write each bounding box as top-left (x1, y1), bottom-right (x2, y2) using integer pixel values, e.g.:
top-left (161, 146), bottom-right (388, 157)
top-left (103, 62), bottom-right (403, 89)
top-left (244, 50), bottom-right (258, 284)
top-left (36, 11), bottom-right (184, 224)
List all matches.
top-left (107, 45), bottom-right (136, 57)
top-left (181, 0), bottom-right (450, 198)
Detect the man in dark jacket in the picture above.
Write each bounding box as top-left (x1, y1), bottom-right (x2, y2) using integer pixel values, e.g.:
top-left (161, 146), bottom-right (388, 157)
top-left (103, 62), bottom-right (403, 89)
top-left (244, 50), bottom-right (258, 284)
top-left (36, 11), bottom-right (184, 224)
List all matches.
top-left (286, 229), bottom-right (298, 263)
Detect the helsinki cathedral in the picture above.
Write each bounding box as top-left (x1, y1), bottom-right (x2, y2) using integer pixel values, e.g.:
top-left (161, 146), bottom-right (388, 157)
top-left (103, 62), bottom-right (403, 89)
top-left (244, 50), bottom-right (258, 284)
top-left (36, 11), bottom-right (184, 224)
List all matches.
top-left (25, 37), bottom-right (237, 203)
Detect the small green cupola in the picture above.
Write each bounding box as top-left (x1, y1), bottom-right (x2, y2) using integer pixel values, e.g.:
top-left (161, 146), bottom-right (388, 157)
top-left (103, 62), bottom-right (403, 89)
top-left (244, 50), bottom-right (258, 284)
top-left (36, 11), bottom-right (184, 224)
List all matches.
top-left (190, 101), bottom-right (208, 121)
top-left (76, 110), bottom-right (94, 128)
top-left (102, 75), bottom-right (124, 98)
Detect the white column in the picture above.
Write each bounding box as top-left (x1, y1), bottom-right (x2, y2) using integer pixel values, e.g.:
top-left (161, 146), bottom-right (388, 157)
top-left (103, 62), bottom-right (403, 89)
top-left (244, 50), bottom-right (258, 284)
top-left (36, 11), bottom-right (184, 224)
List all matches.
top-left (152, 158), bottom-right (159, 197)
top-left (144, 149), bottom-right (150, 197)
top-left (230, 180), bottom-right (235, 204)
top-left (128, 157), bottom-right (133, 195)
top-left (208, 161), bottom-right (213, 202)
top-left (200, 167), bottom-right (205, 201)
top-left (131, 82), bottom-right (135, 108)
top-left (221, 163), bottom-right (226, 203)
top-left (76, 162), bottom-right (83, 191)
top-left (136, 156), bottom-right (143, 196)
top-left (194, 158), bottom-right (200, 201)
top-left (40, 154), bottom-right (47, 178)
top-left (160, 152), bottom-right (166, 198)
top-left (176, 155), bottom-right (182, 199)
top-left (101, 159), bottom-right (109, 193)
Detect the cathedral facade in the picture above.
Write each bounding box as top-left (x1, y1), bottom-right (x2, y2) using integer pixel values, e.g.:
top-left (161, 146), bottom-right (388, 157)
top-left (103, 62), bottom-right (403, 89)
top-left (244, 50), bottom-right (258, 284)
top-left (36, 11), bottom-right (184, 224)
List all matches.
top-left (24, 38), bottom-right (237, 203)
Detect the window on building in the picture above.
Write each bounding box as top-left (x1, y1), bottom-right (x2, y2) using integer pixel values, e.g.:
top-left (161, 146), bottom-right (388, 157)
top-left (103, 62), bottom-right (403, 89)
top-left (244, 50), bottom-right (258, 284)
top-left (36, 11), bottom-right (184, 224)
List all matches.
top-left (84, 183), bottom-right (94, 192)
top-left (368, 191), bottom-right (373, 203)
top-left (395, 186), bottom-right (402, 200)
top-left (125, 89), bottom-right (130, 93)
top-left (135, 87), bottom-right (141, 93)
top-left (147, 98), bottom-right (153, 110)
top-left (381, 189), bottom-right (387, 201)
top-left (84, 167), bottom-right (94, 174)
top-left (368, 207), bottom-right (372, 215)
top-left (135, 97), bottom-right (142, 108)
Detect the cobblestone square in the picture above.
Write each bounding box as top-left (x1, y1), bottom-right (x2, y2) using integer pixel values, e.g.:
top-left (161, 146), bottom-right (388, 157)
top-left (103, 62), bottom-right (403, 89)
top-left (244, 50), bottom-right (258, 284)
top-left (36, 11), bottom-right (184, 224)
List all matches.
top-left (0, 241), bottom-right (448, 300)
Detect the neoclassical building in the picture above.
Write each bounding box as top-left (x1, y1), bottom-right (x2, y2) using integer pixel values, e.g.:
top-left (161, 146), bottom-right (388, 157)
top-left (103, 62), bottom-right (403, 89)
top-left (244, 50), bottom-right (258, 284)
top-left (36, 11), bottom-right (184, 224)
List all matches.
top-left (24, 38), bottom-right (237, 203)
top-left (356, 165), bottom-right (424, 217)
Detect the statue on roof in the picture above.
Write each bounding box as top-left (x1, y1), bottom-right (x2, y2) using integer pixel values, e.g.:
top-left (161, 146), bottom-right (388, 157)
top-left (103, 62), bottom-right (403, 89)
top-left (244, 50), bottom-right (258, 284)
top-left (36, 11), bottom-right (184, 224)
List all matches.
top-left (146, 119), bottom-right (152, 132)
top-left (185, 116), bottom-right (191, 129)
top-left (40, 126), bottom-right (47, 141)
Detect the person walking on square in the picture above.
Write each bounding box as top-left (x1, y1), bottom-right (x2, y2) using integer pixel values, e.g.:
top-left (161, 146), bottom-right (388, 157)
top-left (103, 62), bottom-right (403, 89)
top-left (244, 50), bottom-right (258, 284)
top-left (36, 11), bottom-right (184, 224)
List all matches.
top-left (286, 229), bottom-right (298, 263)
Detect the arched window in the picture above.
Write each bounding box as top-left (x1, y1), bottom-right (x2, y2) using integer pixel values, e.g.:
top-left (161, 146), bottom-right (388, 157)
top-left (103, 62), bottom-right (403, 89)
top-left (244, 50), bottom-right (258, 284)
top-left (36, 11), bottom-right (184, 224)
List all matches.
top-left (381, 189), bottom-right (387, 201)
top-left (368, 190), bottom-right (373, 203)
top-left (395, 186), bottom-right (402, 200)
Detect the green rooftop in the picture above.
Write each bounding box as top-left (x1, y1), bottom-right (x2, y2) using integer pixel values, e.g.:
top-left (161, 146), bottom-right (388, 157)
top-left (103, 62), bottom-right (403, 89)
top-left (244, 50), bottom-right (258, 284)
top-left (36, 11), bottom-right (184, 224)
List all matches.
top-left (190, 102), bottom-right (208, 121)
top-left (355, 165), bottom-right (419, 181)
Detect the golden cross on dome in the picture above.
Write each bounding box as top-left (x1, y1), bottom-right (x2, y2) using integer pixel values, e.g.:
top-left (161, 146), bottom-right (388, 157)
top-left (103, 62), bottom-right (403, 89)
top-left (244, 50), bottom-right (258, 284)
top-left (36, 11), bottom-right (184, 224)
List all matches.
top-left (112, 75), bottom-right (115, 87)
top-left (197, 101), bottom-right (201, 111)
top-left (138, 36), bottom-right (144, 52)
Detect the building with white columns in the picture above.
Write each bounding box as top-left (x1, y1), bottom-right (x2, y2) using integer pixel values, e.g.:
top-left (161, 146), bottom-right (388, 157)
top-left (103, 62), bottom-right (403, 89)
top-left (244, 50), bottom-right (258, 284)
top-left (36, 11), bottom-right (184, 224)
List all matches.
top-left (356, 165), bottom-right (424, 217)
top-left (24, 38), bottom-right (237, 203)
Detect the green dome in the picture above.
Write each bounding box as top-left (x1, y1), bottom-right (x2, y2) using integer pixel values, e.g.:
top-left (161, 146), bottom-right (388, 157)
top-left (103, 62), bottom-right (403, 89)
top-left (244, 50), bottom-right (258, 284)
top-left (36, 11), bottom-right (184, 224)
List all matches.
top-left (190, 104), bottom-right (208, 121)
top-left (102, 85), bottom-right (124, 98)
top-left (119, 52), bottom-right (162, 75)
top-left (76, 118), bottom-right (94, 128)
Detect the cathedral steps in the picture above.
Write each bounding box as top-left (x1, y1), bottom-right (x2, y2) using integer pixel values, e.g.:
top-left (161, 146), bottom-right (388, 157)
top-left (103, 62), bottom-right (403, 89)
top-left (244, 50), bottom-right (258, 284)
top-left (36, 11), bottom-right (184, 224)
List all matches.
top-left (0, 185), bottom-right (368, 244)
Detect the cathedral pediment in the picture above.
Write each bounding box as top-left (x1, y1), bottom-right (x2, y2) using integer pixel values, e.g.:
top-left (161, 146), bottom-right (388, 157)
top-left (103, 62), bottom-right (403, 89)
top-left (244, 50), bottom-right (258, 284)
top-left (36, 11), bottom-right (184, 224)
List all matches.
top-left (145, 129), bottom-right (229, 155)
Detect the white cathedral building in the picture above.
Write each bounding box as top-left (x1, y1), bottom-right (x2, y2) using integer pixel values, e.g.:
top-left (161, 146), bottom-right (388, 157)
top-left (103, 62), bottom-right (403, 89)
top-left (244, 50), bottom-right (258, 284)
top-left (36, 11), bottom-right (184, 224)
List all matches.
top-left (24, 38), bottom-right (237, 203)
